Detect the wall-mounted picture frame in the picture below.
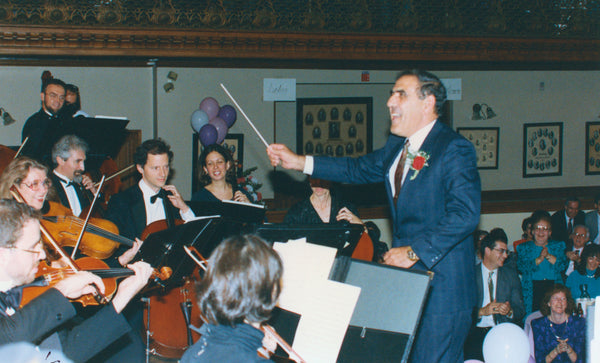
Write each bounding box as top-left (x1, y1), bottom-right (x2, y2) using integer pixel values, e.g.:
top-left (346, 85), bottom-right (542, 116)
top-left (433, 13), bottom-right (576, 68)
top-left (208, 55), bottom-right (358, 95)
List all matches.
top-left (457, 127), bottom-right (499, 169)
top-left (192, 133), bottom-right (244, 194)
top-left (523, 122), bottom-right (562, 178)
top-left (586, 122), bottom-right (600, 175)
top-left (296, 97), bottom-right (373, 157)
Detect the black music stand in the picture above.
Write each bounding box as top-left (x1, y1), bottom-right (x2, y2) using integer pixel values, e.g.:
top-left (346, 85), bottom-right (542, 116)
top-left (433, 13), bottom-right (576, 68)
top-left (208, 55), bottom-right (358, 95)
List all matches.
top-left (187, 200), bottom-right (266, 224)
top-left (137, 217), bottom-right (222, 288)
top-left (72, 116), bottom-right (129, 170)
top-left (254, 223), bottom-right (364, 257)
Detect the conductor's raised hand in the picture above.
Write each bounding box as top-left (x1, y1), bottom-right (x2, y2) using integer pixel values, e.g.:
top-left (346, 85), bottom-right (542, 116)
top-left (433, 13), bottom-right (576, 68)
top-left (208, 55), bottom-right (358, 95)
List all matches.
top-left (267, 144), bottom-right (306, 171)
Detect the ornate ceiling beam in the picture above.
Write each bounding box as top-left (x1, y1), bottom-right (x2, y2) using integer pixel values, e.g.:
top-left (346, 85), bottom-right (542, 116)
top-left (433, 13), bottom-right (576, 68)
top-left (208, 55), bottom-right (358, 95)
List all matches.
top-left (0, 25), bottom-right (597, 67)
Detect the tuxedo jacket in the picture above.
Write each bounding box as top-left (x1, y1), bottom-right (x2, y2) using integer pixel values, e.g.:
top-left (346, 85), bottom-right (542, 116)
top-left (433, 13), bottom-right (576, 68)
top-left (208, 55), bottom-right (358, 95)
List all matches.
top-left (551, 209), bottom-right (585, 244)
top-left (106, 184), bottom-right (180, 240)
top-left (49, 172), bottom-right (90, 214)
top-left (473, 264), bottom-right (525, 325)
top-left (312, 121), bottom-right (481, 315)
top-left (0, 288), bottom-right (130, 362)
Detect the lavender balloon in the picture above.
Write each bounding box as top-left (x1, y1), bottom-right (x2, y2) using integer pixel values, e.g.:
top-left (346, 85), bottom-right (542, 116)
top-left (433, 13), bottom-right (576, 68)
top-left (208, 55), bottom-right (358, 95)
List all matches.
top-left (199, 124), bottom-right (218, 146)
top-left (199, 97), bottom-right (220, 120)
top-left (190, 109), bottom-right (209, 133)
top-left (210, 117), bottom-right (228, 144)
top-left (217, 105), bottom-right (237, 128)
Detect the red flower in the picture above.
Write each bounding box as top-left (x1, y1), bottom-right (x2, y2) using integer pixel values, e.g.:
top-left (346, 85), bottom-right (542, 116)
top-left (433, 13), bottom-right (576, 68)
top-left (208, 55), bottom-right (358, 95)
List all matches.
top-left (412, 156), bottom-right (427, 170)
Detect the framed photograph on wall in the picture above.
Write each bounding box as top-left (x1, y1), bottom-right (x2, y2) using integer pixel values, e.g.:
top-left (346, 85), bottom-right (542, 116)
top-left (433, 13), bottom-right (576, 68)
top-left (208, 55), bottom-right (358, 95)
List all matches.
top-left (296, 97), bottom-right (373, 157)
top-left (586, 122), bottom-right (600, 175)
top-left (457, 127), bottom-right (499, 169)
top-left (523, 122), bottom-right (562, 178)
top-left (192, 133), bottom-right (244, 194)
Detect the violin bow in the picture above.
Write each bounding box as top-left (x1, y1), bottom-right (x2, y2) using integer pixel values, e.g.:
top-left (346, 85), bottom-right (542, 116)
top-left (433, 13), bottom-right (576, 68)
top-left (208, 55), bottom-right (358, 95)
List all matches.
top-left (71, 176), bottom-right (106, 259)
top-left (13, 137), bottom-right (28, 159)
top-left (183, 245), bottom-right (208, 272)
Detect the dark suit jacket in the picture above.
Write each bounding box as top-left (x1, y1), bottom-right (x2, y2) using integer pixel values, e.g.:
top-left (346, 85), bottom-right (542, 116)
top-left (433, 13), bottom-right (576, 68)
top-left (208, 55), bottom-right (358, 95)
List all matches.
top-left (585, 210), bottom-right (599, 243)
top-left (106, 184), bottom-right (180, 240)
top-left (551, 209), bottom-right (585, 244)
top-left (21, 109), bottom-right (71, 163)
top-left (49, 172), bottom-right (90, 213)
top-left (312, 121), bottom-right (481, 316)
top-left (0, 288), bottom-right (130, 362)
top-left (473, 263), bottom-right (525, 325)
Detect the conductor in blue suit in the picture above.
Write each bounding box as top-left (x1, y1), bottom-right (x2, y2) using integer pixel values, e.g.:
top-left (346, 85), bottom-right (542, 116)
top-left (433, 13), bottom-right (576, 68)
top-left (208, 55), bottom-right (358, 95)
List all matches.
top-left (267, 69), bottom-right (481, 363)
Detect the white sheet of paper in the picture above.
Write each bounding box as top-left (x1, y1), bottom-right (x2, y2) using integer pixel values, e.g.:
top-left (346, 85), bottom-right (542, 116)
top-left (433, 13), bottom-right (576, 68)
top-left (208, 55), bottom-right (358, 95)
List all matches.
top-left (291, 280), bottom-right (361, 363)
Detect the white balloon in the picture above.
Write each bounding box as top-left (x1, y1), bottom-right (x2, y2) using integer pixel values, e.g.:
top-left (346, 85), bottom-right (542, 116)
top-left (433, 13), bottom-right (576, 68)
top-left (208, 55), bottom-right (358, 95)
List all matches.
top-left (482, 323), bottom-right (530, 363)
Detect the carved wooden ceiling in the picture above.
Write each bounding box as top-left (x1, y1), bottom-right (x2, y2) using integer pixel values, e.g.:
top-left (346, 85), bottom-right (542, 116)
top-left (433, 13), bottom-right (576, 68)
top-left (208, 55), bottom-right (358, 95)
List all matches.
top-left (0, 1), bottom-right (597, 69)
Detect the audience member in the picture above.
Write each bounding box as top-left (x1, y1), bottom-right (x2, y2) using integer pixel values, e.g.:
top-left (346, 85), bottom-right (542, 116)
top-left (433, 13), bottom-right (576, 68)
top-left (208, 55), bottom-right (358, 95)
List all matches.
top-left (181, 234), bottom-right (283, 362)
top-left (531, 284), bottom-right (584, 363)
top-left (566, 243), bottom-right (600, 299)
top-left (473, 229), bottom-right (488, 264)
top-left (513, 216), bottom-right (533, 253)
top-left (551, 197), bottom-right (585, 245)
top-left (563, 225), bottom-right (590, 278)
top-left (464, 228), bottom-right (525, 361)
top-left (585, 193), bottom-right (600, 244)
top-left (517, 213), bottom-right (568, 316)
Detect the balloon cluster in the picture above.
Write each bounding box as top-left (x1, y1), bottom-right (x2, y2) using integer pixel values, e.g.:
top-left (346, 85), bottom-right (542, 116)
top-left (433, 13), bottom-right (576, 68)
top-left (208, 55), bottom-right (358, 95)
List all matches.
top-left (191, 97), bottom-right (237, 146)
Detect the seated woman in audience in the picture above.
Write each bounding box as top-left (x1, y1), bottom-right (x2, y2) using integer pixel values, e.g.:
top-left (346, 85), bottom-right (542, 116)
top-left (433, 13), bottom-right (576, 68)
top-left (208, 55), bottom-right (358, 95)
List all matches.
top-left (191, 144), bottom-right (251, 203)
top-left (181, 234), bottom-right (283, 362)
top-left (566, 243), bottom-right (600, 299)
top-left (531, 284), bottom-right (584, 363)
top-left (518, 213), bottom-right (568, 316)
top-left (513, 216), bottom-right (533, 253)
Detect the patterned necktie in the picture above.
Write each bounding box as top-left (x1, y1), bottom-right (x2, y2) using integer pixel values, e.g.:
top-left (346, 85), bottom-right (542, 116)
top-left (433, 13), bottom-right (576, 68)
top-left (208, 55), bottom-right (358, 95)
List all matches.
top-left (488, 271), bottom-right (498, 324)
top-left (568, 218), bottom-right (573, 235)
top-left (393, 140), bottom-right (410, 204)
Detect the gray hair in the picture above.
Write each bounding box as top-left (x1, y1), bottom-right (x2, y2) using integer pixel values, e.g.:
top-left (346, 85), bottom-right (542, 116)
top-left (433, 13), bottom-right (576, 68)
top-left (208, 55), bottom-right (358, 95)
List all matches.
top-left (51, 135), bottom-right (89, 166)
top-left (0, 199), bottom-right (40, 248)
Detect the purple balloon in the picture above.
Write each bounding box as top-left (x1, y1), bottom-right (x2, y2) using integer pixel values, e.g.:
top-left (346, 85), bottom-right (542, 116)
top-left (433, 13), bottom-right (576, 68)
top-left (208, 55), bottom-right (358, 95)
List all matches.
top-left (199, 124), bottom-right (218, 146)
top-left (210, 117), bottom-right (228, 144)
top-left (217, 105), bottom-right (237, 128)
top-left (199, 97), bottom-right (220, 120)
top-left (190, 109), bottom-right (209, 133)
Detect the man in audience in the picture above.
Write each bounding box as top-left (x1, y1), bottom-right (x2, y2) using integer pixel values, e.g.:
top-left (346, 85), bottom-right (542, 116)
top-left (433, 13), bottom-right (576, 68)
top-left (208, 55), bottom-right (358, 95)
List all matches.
top-left (0, 198), bottom-right (153, 362)
top-left (563, 225), bottom-right (590, 278)
top-left (551, 197), bottom-right (585, 244)
top-left (50, 135), bottom-right (98, 217)
top-left (106, 138), bottom-right (195, 240)
top-left (585, 193), bottom-right (600, 244)
top-left (21, 78), bottom-right (69, 162)
top-left (464, 228), bottom-right (525, 361)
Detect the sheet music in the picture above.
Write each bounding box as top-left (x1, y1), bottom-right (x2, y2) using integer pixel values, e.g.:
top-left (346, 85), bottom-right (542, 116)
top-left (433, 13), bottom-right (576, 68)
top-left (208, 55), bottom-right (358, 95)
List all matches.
top-left (291, 280), bottom-right (361, 363)
top-left (94, 115), bottom-right (128, 120)
top-left (273, 238), bottom-right (361, 363)
top-left (184, 214), bottom-right (221, 223)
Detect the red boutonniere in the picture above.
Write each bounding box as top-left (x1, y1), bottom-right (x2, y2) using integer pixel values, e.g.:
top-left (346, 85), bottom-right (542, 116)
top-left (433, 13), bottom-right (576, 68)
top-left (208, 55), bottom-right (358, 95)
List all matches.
top-left (407, 150), bottom-right (430, 180)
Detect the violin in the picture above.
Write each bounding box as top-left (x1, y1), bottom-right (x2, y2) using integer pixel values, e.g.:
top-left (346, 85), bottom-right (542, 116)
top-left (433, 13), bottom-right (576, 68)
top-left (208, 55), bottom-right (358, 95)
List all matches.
top-left (41, 208), bottom-right (135, 260)
top-left (21, 257), bottom-right (172, 308)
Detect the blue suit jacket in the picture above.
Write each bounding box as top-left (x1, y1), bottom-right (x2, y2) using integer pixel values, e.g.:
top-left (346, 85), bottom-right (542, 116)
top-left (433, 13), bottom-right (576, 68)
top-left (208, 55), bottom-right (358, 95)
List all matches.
top-left (312, 121), bottom-right (481, 315)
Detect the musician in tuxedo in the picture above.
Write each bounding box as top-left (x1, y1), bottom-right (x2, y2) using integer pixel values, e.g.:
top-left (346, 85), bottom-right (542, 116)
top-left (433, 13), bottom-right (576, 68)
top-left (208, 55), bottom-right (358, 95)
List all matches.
top-left (464, 228), bottom-right (525, 361)
top-left (106, 138), bottom-right (195, 241)
top-left (49, 134), bottom-right (98, 217)
top-left (21, 78), bottom-right (70, 162)
top-left (550, 197), bottom-right (585, 244)
top-left (267, 69), bottom-right (481, 363)
top-left (0, 198), bottom-right (153, 362)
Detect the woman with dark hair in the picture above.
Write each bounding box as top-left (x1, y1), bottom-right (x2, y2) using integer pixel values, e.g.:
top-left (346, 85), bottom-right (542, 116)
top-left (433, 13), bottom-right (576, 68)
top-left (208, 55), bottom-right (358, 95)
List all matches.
top-left (517, 213), bottom-right (568, 316)
top-left (566, 243), bottom-right (600, 299)
top-left (191, 144), bottom-right (251, 203)
top-left (181, 234), bottom-right (283, 362)
top-left (531, 284), bottom-right (584, 363)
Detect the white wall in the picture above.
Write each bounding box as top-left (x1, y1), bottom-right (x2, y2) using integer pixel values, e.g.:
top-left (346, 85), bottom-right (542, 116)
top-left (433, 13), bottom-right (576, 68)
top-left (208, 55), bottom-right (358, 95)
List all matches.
top-left (1, 67), bottom-right (599, 202)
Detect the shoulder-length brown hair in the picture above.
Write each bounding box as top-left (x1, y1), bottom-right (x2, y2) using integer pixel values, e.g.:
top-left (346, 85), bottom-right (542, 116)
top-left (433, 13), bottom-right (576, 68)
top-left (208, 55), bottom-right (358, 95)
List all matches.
top-left (197, 234), bottom-right (282, 326)
top-left (0, 157), bottom-right (48, 199)
top-left (539, 284), bottom-right (575, 316)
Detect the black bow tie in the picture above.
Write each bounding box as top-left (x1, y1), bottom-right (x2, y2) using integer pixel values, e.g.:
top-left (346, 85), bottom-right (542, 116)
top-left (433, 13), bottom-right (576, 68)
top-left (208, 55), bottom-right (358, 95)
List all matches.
top-left (0, 287), bottom-right (23, 316)
top-left (58, 177), bottom-right (75, 188)
top-left (150, 189), bottom-right (168, 204)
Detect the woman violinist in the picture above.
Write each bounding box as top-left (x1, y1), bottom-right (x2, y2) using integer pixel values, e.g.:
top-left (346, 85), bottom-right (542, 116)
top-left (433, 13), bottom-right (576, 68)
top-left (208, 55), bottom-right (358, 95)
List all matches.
top-left (0, 156), bottom-right (142, 266)
top-left (182, 234), bottom-right (298, 362)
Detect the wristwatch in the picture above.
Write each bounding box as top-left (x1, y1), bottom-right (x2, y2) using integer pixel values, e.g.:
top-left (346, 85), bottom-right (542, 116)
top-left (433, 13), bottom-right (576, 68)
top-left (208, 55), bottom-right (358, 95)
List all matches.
top-left (406, 246), bottom-right (419, 262)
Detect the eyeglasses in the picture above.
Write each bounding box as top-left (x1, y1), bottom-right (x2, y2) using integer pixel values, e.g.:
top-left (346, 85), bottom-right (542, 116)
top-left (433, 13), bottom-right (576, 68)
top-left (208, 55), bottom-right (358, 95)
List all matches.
top-left (573, 233), bottom-right (587, 238)
top-left (5, 239), bottom-right (44, 255)
top-left (20, 179), bottom-right (52, 191)
top-left (493, 248), bottom-right (509, 255)
top-left (534, 225), bottom-right (550, 231)
top-left (550, 296), bottom-right (567, 302)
